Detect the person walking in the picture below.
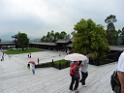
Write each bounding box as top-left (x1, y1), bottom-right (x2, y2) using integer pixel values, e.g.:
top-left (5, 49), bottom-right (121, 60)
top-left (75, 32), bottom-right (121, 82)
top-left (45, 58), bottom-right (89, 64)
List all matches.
top-left (28, 54), bottom-right (29, 58)
top-left (30, 63), bottom-right (35, 75)
top-left (29, 52), bottom-right (31, 58)
top-left (37, 58), bottom-right (40, 64)
top-left (117, 51), bottom-right (124, 93)
top-left (69, 61), bottom-right (81, 92)
top-left (80, 57), bottom-right (89, 86)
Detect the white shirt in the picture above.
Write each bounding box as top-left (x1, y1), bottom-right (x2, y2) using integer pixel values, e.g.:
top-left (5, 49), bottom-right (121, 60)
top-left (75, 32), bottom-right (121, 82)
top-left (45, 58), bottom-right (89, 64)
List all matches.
top-left (80, 57), bottom-right (89, 72)
top-left (30, 63), bottom-right (35, 70)
top-left (117, 51), bottom-right (124, 72)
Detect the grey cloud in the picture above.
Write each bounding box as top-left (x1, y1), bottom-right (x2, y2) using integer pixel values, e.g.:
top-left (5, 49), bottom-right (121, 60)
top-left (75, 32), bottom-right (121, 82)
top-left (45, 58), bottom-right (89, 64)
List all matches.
top-left (0, 0), bottom-right (124, 40)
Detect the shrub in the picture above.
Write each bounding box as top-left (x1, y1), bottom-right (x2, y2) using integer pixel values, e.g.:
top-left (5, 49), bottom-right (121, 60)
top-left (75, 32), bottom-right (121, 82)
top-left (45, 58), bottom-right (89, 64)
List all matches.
top-left (35, 59), bottom-right (70, 70)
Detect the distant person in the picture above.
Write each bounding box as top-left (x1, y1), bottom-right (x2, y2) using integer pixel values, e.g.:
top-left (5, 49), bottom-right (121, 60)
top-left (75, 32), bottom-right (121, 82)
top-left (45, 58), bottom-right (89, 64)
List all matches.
top-left (1, 55), bottom-right (4, 61)
top-left (37, 58), bottom-right (40, 64)
top-left (1, 52), bottom-right (5, 61)
top-left (69, 61), bottom-right (81, 92)
top-left (30, 63), bottom-right (35, 75)
top-left (28, 54), bottom-right (29, 58)
top-left (1, 58), bottom-right (2, 61)
top-left (2, 55), bottom-right (4, 61)
top-left (80, 57), bottom-right (89, 86)
top-left (2, 52), bottom-right (4, 56)
top-left (117, 51), bottom-right (124, 93)
top-left (66, 49), bottom-right (70, 55)
top-left (28, 53), bottom-right (32, 58)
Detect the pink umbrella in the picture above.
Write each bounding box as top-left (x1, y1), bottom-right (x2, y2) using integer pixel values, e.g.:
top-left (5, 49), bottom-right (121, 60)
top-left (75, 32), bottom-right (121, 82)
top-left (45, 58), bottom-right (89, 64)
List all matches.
top-left (28, 61), bottom-right (36, 65)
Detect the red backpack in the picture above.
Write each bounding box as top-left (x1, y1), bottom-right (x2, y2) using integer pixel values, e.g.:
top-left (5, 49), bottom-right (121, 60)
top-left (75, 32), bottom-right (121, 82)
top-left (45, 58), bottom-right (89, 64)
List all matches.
top-left (70, 63), bottom-right (79, 77)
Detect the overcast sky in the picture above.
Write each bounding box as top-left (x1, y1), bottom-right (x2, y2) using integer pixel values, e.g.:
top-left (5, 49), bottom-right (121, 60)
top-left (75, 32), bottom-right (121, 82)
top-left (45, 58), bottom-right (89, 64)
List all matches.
top-left (0, 0), bottom-right (124, 40)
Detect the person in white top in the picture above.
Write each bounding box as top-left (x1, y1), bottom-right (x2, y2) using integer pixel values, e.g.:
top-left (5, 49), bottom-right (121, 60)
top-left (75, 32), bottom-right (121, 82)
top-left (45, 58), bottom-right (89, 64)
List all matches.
top-left (80, 57), bottom-right (89, 86)
top-left (30, 63), bottom-right (35, 75)
top-left (117, 51), bottom-right (124, 93)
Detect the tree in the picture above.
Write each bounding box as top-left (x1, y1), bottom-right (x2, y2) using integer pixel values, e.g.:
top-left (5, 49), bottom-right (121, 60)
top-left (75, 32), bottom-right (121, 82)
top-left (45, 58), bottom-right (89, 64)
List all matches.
top-left (73, 19), bottom-right (109, 60)
top-left (54, 32), bottom-right (60, 41)
top-left (116, 29), bottom-right (122, 45)
top-left (120, 27), bottom-right (124, 45)
top-left (59, 31), bottom-right (67, 39)
top-left (41, 31), bottom-right (68, 42)
top-left (12, 32), bottom-right (29, 50)
top-left (105, 14), bottom-right (118, 45)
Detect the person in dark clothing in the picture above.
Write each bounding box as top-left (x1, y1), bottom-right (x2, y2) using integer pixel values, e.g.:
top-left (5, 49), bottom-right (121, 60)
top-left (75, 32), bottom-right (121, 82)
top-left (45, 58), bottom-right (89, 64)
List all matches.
top-left (80, 58), bottom-right (89, 86)
top-left (2, 55), bottom-right (4, 61)
top-left (69, 61), bottom-right (81, 91)
top-left (69, 76), bottom-right (79, 91)
top-left (37, 58), bottom-right (39, 64)
top-left (80, 72), bottom-right (88, 85)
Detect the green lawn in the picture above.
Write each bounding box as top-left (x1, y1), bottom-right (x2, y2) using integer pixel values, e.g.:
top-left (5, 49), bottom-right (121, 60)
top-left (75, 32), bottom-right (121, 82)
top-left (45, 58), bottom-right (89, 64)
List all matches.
top-left (54, 59), bottom-right (69, 65)
top-left (4, 48), bottom-right (41, 54)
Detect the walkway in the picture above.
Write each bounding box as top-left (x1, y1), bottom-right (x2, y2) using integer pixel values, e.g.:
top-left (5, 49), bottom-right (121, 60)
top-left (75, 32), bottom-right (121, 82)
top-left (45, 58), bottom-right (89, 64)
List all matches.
top-left (0, 51), bottom-right (116, 93)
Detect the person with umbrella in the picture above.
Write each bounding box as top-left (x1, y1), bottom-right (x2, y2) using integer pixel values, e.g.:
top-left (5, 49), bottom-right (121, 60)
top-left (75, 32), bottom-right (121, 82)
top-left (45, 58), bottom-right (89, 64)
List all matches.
top-left (64, 53), bottom-right (87, 92)
top-left (69, 61), bottom-right (81, 92)
top-left (28, 61), bottom-right (36, 75)
top-left (80, 57), bottom-right (89, 86)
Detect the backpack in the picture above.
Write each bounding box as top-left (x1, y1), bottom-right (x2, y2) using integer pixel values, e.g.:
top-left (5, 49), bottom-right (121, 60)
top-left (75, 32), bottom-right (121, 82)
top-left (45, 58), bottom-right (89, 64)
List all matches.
top-left (70, 63), bottom-right (79, 78)
top-left (70, 63), bottom-right (76, 76)
top-left (110, 71), bottom-right (121, 93)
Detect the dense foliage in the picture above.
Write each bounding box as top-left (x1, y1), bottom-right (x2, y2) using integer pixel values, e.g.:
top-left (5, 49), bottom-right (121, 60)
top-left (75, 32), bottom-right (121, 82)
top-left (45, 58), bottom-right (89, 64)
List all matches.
top-left (41, 30), bottom-right (70, 42)
top-left (105, 15), bottom-right (118, 45)
top-left (117, 27), bottom-right (124, 45)
top-left (5, 48), bottom-right (41, 54)
top-left (72, 19), bottom-right (109, 60)
top-left (35, 59), bottom-right (70, 69)
top-left (12, 32), bottom-right (29, 50)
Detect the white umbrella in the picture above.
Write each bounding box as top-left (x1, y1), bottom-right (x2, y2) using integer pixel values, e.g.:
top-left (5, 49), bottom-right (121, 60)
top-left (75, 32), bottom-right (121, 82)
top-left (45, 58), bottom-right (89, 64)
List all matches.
top-left (64, 53), bottom-right (88, 61)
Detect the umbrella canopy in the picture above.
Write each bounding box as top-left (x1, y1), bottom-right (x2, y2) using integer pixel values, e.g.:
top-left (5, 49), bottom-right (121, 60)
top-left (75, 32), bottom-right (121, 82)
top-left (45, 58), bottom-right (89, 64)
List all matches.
top-left (28, 61), bottom-right (36, 65)
top-left (64, 53), bottom-right (88, 61)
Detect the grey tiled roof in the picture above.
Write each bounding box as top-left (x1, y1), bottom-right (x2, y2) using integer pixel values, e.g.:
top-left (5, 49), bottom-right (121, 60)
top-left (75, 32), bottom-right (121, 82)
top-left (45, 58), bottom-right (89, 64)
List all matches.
top-left (56, 39), bottom-right (71, 43)
top-left (30, 42), bottom-right (56, 46)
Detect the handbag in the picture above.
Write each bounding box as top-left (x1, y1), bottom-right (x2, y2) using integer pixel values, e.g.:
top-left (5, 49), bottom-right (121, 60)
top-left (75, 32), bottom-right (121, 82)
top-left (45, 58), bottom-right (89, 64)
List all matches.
top-left (110, 71), bottom-right (121, 93)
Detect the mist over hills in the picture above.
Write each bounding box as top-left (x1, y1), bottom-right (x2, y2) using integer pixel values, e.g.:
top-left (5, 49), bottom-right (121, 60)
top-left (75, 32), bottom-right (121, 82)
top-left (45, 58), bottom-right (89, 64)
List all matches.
top-left (0, 32), bottom-right (41, 42)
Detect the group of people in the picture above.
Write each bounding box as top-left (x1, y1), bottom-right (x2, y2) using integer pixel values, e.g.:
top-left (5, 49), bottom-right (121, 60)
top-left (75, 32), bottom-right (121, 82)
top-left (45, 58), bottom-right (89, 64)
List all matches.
top-left (69, 50), bottom-right (124, 93)
top-left (69, 57), bottom-right (89, 92)
top-left (26, 50), bottom-right (124, 93)
top-left (28, 53), bottom-right (32, 58)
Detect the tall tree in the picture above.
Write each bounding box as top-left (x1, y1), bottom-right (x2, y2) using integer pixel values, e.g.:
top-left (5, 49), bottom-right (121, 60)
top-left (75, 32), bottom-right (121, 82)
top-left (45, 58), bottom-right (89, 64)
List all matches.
top-left (73, 19), bottom-right (109, 60)
top-left (59, 31), bottom-right (67, 39)
top-left (12, 32), bottom-right (29, 50)
top-left (105, 14), bottom-right (118, 45)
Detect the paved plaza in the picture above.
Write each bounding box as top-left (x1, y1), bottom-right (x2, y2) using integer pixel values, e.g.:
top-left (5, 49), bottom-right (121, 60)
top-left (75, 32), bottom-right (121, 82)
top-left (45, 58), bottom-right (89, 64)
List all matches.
top-left (0, 50), bottom-right (116, 93)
